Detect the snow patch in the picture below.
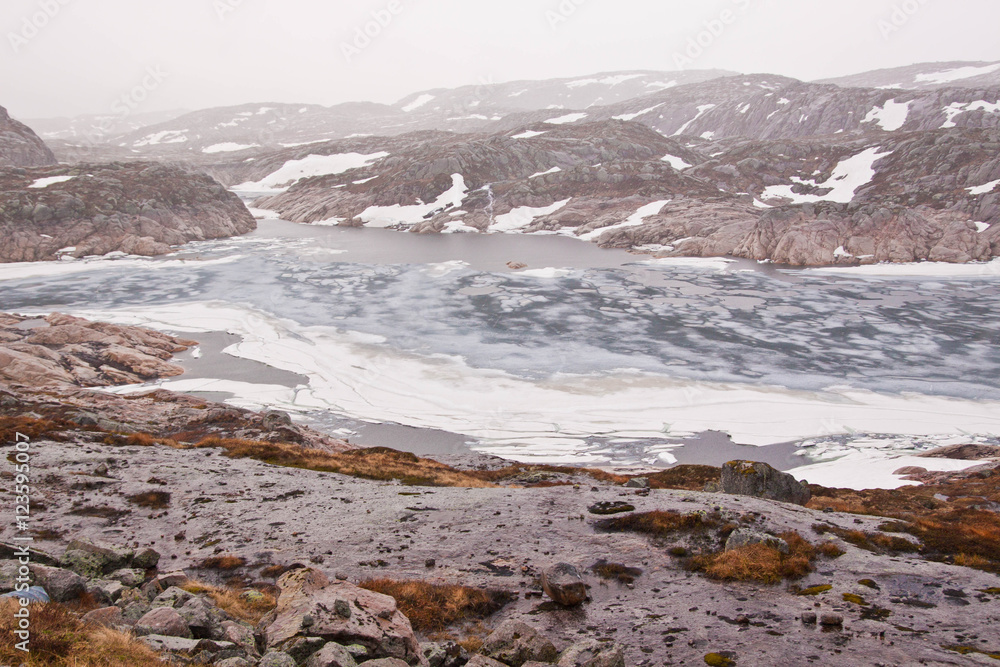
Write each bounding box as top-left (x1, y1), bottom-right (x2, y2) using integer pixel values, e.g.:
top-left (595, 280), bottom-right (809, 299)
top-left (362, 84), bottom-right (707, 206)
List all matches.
top-left (359, 174), bottom-right (468, 228)
top-left (862, 99), bottom-right (912, 131)
top-left (401, 94), bottom-right (435, 112)
top-left (544, 112), bottom-right (588, 125)
top-left (512, 130), bottom-right (547, 139)
top-left (491, 199), bottom-right (571, 233)
top-left (762, 147), bottom-right (891, 205)
top-left (28, 175), bottom-right (75, 189)
top-left (661, 154), bottom-right (691, 170)
top-left (529, 167), bottom-right (562, 179)
top-left (233, 152), bottom-right (389, 192)
top-left (202, 143), bottom-right (259, 154)
top-left (580, 200), bottom-right (670, 241)
top-left (613, 104), bottom-right (663, 121)
top-left (914, 62), bottom-right (1000, 85)
top-left (674, 104), bottom-right (715, 136)
top-left (134, 130), bottom-right (188, 147)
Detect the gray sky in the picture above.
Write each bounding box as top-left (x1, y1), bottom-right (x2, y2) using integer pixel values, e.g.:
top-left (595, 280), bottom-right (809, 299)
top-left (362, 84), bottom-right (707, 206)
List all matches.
top-left (2, 0), bottom-right (999, 119)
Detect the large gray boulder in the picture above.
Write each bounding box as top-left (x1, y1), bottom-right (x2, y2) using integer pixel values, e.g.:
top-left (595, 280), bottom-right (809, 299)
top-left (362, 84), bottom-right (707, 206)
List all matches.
top-left (136, 607), bottom-right (193, 639)
top-left (557, 640), bottom-right (625, 667)
top-left (480, 620), bottom-right (559, 667)
top-left (725, 529), bottom-right (790, 554)
top-left (540, 563), bottom-right (587, 607)
top-left (307, 642), bottom-right (359, 667)
top-left (720, 460), bottom-right (811, 505)
top-left (264, 568), bottom-right (420, 664)
top-left (28, 564), bottom-right (86, 603)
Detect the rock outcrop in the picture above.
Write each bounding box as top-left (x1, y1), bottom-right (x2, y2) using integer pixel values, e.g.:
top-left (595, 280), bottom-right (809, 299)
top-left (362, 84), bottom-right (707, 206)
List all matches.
top-left (264, 569), bottom-right (421, 664)
top-left (0, 161), bottom-right (255, 262)
top-left (720, 460), bottom-right (812, 505)
top-left (0, 104), bottom-right (56, 168)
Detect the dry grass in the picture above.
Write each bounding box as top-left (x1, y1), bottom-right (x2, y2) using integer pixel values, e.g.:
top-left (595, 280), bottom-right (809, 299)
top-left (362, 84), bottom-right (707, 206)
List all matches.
top-left (198, 554), bottom-right (246, 571)
top-left (195, 439), bottom-right (496, 488)
top-left (0, 600), bottom-right (168, 666)
top-left (811, 524), bottom-right (920, 555)
top-left (180, 581), bottom-right (276, 624)
top-left (689, 531), bottom-right (818, 585)
top-left (595, 510), bottom-right (721, 539)
top-left (359, 579), bottom-right (512, 633)
top-left (645, 465), bottom-right (721, 491)
top-left (591, 561), bottom-right (643, 584)
top-left (467, 463), bottom-right (627, 486)
top-left (0, 417), bottom-right (75, 443)
top-left (126, 490), bottom-right (171, 509)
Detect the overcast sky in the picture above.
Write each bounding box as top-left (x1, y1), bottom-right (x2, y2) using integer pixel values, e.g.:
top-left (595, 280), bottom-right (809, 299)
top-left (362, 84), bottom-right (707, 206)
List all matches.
top-left (2, 0), bottom-right (999, 119)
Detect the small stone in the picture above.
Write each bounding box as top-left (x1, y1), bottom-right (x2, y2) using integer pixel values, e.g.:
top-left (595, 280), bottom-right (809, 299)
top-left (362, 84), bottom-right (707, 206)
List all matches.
top-left (801, 612), bottom-right (817, 625)
top-left (425, 558), bottom-right (436, 568)
top-left (335, 598), bottom-right (352, 618)
top-left (820, 613), bottom-right (843, 627)
top-left (259, 652), bottom-right (298, 667)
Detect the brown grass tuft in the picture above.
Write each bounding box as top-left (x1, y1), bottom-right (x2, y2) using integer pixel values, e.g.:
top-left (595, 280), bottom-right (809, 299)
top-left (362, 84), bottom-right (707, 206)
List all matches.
top-left (595, 510), bottom-right (721, 539)
top-left (127, 490), bottom-right (171, 509)
top-left (198, 554), bottom-right (246, 571)
top-left (688, 531), bottom-right (817, 585)
top-left (0, 600), bottom-right (168, 666)
top-left (180, 581), bottom-right (276, 624)
top-left (359, 579), bottom-right (512, 633)
top-left (195, 439), bottom-right (496, 488)
top-left (591, 561), bottom-right (642, 584)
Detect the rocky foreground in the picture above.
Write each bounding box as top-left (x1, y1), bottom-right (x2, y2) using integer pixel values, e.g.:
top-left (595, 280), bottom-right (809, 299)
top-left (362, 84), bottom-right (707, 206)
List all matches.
top-left (0, 162), bottom-right (256, 263)
top-left (1, 314), bottom-right (999, 666)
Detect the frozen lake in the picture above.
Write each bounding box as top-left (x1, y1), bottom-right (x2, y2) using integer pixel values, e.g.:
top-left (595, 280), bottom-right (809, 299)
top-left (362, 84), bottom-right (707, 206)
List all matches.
top-left (2, 220), bottom-right (999, 486)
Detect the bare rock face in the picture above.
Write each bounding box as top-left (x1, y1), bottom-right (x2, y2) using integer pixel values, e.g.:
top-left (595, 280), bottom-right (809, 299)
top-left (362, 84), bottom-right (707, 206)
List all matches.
top-left (479, 620), bottom-right (559, 667)
top-left (265, 569), bottom-right (420, 664)
top-left (720, 460), bottom-right (811, 506)
top-left (557, 640), bottom-right (625, 667)
top-left (0, 161), bottom-right (255, 262)
top-left (136, 606), bottom-right (193, 639)
top-left (540, 563), bottom-right (587, 607)
top-left (0, 105), bottom-right (56, 168)
top-left (0, 312), bottom-right (193, 388)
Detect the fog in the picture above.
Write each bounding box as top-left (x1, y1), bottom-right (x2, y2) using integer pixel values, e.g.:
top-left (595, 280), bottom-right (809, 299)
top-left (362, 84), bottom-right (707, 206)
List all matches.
top-left (2, 0), bottom-right (998, 118)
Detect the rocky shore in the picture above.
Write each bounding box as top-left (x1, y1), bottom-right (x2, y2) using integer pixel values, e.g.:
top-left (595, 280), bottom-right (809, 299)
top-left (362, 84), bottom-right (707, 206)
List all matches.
top-left (1, 314), bottom-right (998, 666)
top-left (0, 162), bottom-right (256, 263)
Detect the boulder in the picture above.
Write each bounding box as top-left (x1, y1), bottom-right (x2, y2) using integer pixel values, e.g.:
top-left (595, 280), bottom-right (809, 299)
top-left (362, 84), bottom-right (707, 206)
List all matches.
top-left (307, 642), bottom-right (360, 667)
top-left (82, 606), bottom-right (125, 628)
top-left (624, 477), bottom-right (649, 489)
top-left (720, 460), bottom-right (811, 505)
top-left (88, 578), bottom-right (125, 604)
top-left (220, 620), bottom-right (260, 657)
top-left (724, 529), bottom-right (790, 554)
top-left (359, 660), bottom-right (410, 667)
top-left (422, 641), bottom-right (469, 667)
top-left (177, 595), bottom-right (222, 639)
top-left (133, 548), bottom-right (161, 570)
top-left (480, 620), bottom-right (559, 667)
top-left (216, 659), bottom-right (253, 667)
top-left (260, 652), bottom-right (298, 667)
top-left (557, 641), bottom-right (625, 667)
top-left (264, 569), bottom-right (420, 664)
top-left (152, 586), bottom-right (194, 609)
top-left (541, 563), bottom-right (587, 607)
top-left (466, 657), bottom-right (510, 667)
top-left (281, 636), bottom-right (328, 663)
top-left (64, 539), bottom-right (133, 574)
top-left (111, 568), bottom-right (147, 587)
top-left (137, 606), bottom-right (193, 639)
top-left (138, 634), bottom-right (201, 655)
top-left (28, 564), bottom-right (86, 603)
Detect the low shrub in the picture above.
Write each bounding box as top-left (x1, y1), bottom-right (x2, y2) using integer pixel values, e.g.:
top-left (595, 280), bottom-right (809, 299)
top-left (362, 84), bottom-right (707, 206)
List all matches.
top-left (359, 579), bottom-right (511, 633)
